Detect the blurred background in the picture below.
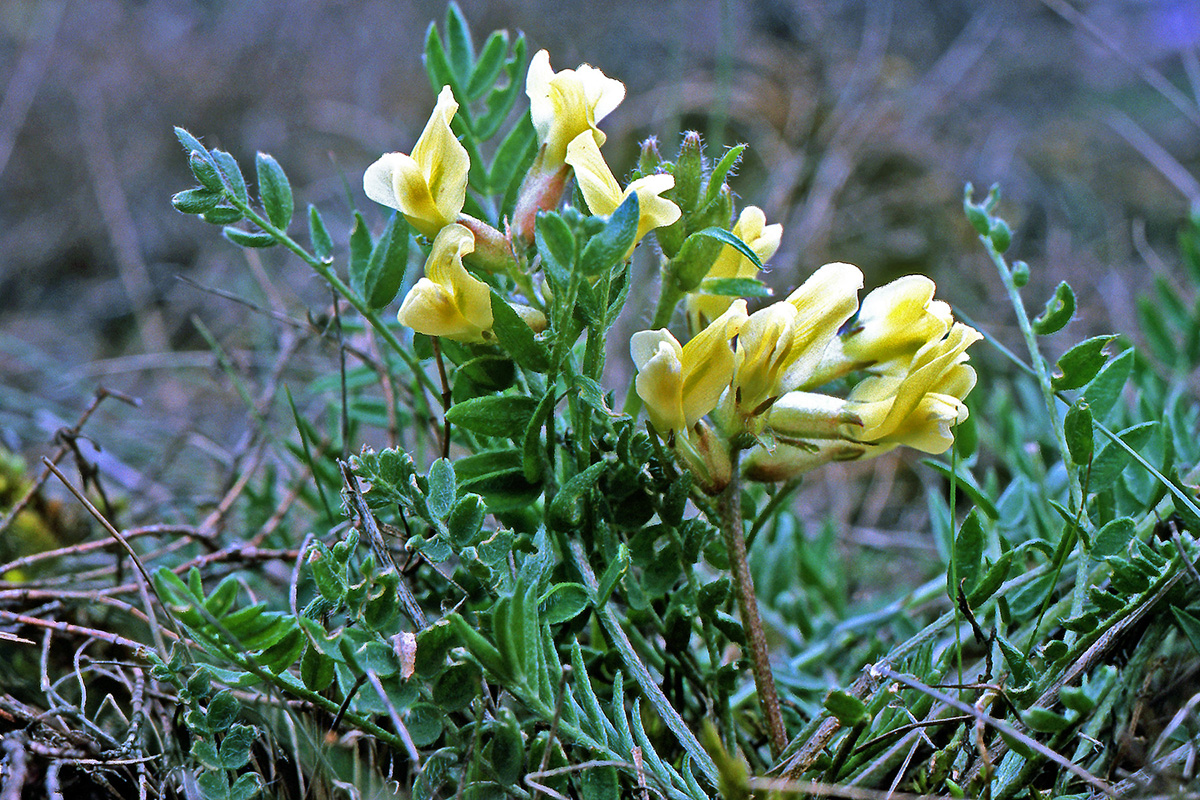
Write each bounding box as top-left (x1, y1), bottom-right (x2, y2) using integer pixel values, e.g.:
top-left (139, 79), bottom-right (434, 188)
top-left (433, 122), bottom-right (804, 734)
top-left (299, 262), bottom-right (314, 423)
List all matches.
top-left (1, 0), bottom-right (1197, 536)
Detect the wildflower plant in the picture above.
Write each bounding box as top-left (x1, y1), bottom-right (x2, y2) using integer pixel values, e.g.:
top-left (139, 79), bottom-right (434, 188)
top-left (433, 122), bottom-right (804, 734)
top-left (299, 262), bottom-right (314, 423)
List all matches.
top-left (139, 5), bottom-right (1200, 798)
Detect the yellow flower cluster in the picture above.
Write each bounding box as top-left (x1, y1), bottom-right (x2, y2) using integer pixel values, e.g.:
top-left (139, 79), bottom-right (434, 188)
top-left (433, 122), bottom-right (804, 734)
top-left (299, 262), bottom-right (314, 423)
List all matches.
top-left (363, 52), bottom-right (678, 344)
top-left (634, 259), bottom-right (980, 488)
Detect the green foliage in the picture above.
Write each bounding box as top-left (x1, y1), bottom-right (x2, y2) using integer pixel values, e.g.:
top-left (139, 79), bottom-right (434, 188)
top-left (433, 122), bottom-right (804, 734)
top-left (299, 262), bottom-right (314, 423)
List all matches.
top-left (41, 8), bottom-right (1188, 800)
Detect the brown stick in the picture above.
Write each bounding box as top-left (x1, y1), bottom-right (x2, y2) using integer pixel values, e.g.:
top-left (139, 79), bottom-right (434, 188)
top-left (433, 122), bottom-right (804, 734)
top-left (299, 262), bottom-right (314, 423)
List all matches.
top-left (718, 453), bottom-right (786, 757)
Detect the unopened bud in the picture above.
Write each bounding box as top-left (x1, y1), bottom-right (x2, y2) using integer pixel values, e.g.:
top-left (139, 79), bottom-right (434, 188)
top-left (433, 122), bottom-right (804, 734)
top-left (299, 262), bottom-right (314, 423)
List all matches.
top-left (673, 131), bottom-right (705, 214)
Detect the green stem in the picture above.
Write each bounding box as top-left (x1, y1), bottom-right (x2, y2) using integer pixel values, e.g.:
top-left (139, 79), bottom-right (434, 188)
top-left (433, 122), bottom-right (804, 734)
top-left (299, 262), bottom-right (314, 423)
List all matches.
top-left (982, 236), bottom-right (1081, 510)
top-left (982, 234), bottom-right (1088, 624)
top-left (718, 450), bottom-right (786, 758)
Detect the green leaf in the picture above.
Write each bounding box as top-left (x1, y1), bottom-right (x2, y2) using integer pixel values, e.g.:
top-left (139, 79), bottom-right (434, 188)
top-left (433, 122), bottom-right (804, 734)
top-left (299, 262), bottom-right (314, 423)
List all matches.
top-left (191, 739), bottom-right (223, 771)
top-left (824, 690), bottom-right (871, 727)
top-left (445, 395), bottom-right (537, 438)
top-left (447, 613), bottom-right (509, 681)
top-left (426, 458), bottom-right (457, 519)
top-left (203, 204), bottom-right (243, 225)
top-left (300, 646), bottom-right (336, 692)
top-left (443, 3), bottom-right (474, 82)
top-left (172, 188), bottom-right (221, 215)
top-left (223, 227), bottom-right (276, 248)
top-left (188, 151), bottom-right (223, 195)
top-left (489, 713), bottom-right (524, 785)
top-left (1032, 281), bottom-right (1076, 335)
top-left (535, 211), bottom-right (575, 289)
top-left (203, 575), bottom-right (240, 617)
top-left (489, 112), bottom-right (536, 196)
top-left (579, 766), bottom-right (620, 800)
top-left (539, 582), bottom-right (591, 625)
top-left (997, 634), bottom-right (1035, 687)
top-left (423, 18), bottom-right (460, 99)
top-left (548, 461), bottom-right (607, 528)
top-left (579, 192), bottom-right (639, 276)
top-left (1091, 517), bottom-right (1134, 558)
top-left (175, 127), bottom-right (210, 159)
top-left (360, 212), bottom-right (410, 310)
top-left (475, 35), bottom-right (528, 140)
top-left (950, 509), bottom-right (985, 598)
top-left (694, 226), bottom-right (765, 270)
top-left (206, 690), bottom-right (240, 731)
top-left (1064, 400), bottom-right (1094, 465)
top-left (596, 544), bottom-right (630, 609)
top-left (347, 211), bottom-right (374, 302)
top-left (701, 144), bottom-right (746, 209)
top-left (210, 149), bottom-right (248, 203)
top-left (257, 625), bottom-right (305, 673)
top-left (522, 386), bottom-right (556, 483)
top-left (1059, 685), bottom-right (1095, 714)
top-left (308, 204), bottom-right (333, 261)
top-left (467, 30), bottom-right (508, 99)
top-left (255, 152), bottom-right (293, 229)
top-left (415, 619), bottom-right (459, 678)
top-left (1051, 335), bottom-right (1114, 391)
top-left (229, 774), bottom-right (261, 800)
top-left (433, 661), bottom-right (481, 711)
top-left (967, 550), bottom-right (1014, 605)
top-left (447, 493), bottom-right (485, 546)
top-left (219, 724), bottom-right (257, 769)
top-left (1023, 707), bottom-right (1071, 733)
top-left (491, 291), bottom-right (550, 371)
top-left (1084, 347), bottom-right (1128, 419)
top-left (1170, 606), bottom-right (1200, 656)
top-left (699, 276), bottom-right (772, 298)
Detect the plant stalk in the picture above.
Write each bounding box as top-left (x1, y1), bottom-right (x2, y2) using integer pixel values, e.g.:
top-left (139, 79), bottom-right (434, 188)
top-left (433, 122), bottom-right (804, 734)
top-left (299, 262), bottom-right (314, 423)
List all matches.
top-left (718, 451), bottom-right (786, 758)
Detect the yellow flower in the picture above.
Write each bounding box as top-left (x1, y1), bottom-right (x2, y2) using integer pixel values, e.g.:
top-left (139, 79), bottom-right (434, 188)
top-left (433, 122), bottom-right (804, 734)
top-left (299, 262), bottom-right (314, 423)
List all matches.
top-left (396, 224), bottom-right (493, 343)
top-left (526, 50), bottom-right (625, 169)
top-left (363, 86), bottom-right (469, 239)
top-left (811, 275), bottom-right (954, 386)
top-left (686, 206), bottom-right (782, 332)
top-left (727, 263), bottom-right (863, 424)
top-left (841, 322), bottom-right (981, 454)
top-left (565, 132), bottom-right (681, 250)
top-left (630, 301), bottom-right (747, 435)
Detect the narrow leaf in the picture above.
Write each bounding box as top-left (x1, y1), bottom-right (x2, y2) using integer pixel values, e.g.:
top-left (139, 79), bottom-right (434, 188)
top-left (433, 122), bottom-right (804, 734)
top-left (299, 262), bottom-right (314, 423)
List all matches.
top-left (1063, 400), bottom-right (1094, 466)
top-left (446, 395), bottom-right (538, 438)
top-left (579, 192), bottom-right (639, 276)
top-left (491, 291), bottom-right (550, 371)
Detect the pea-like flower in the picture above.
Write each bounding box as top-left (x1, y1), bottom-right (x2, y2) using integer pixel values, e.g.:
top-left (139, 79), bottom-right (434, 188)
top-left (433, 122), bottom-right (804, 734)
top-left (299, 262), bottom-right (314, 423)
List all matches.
top-left (811, 275), bottom-right (954, 386)
top-left (565, 132), bottom-right (681, 251)
top-left (841, 321), bottom-right (981, 454)
top-left (686, 206), bottom-right (782, 333)
top-left (526, 50), bottom-right (625, 169)
top-left (726, 263), bottom-right (863, 427)
top-left (630, 301), bottom-right (747, 436)
top-left (363, 86), bottom-right (468, 239)
top-left (396, 224), bottom-right (493, 343)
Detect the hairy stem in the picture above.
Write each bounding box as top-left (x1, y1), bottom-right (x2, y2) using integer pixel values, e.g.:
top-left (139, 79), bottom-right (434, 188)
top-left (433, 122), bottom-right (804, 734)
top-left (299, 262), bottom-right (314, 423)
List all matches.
top-left (718, 452), bottom-right (786, 758)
